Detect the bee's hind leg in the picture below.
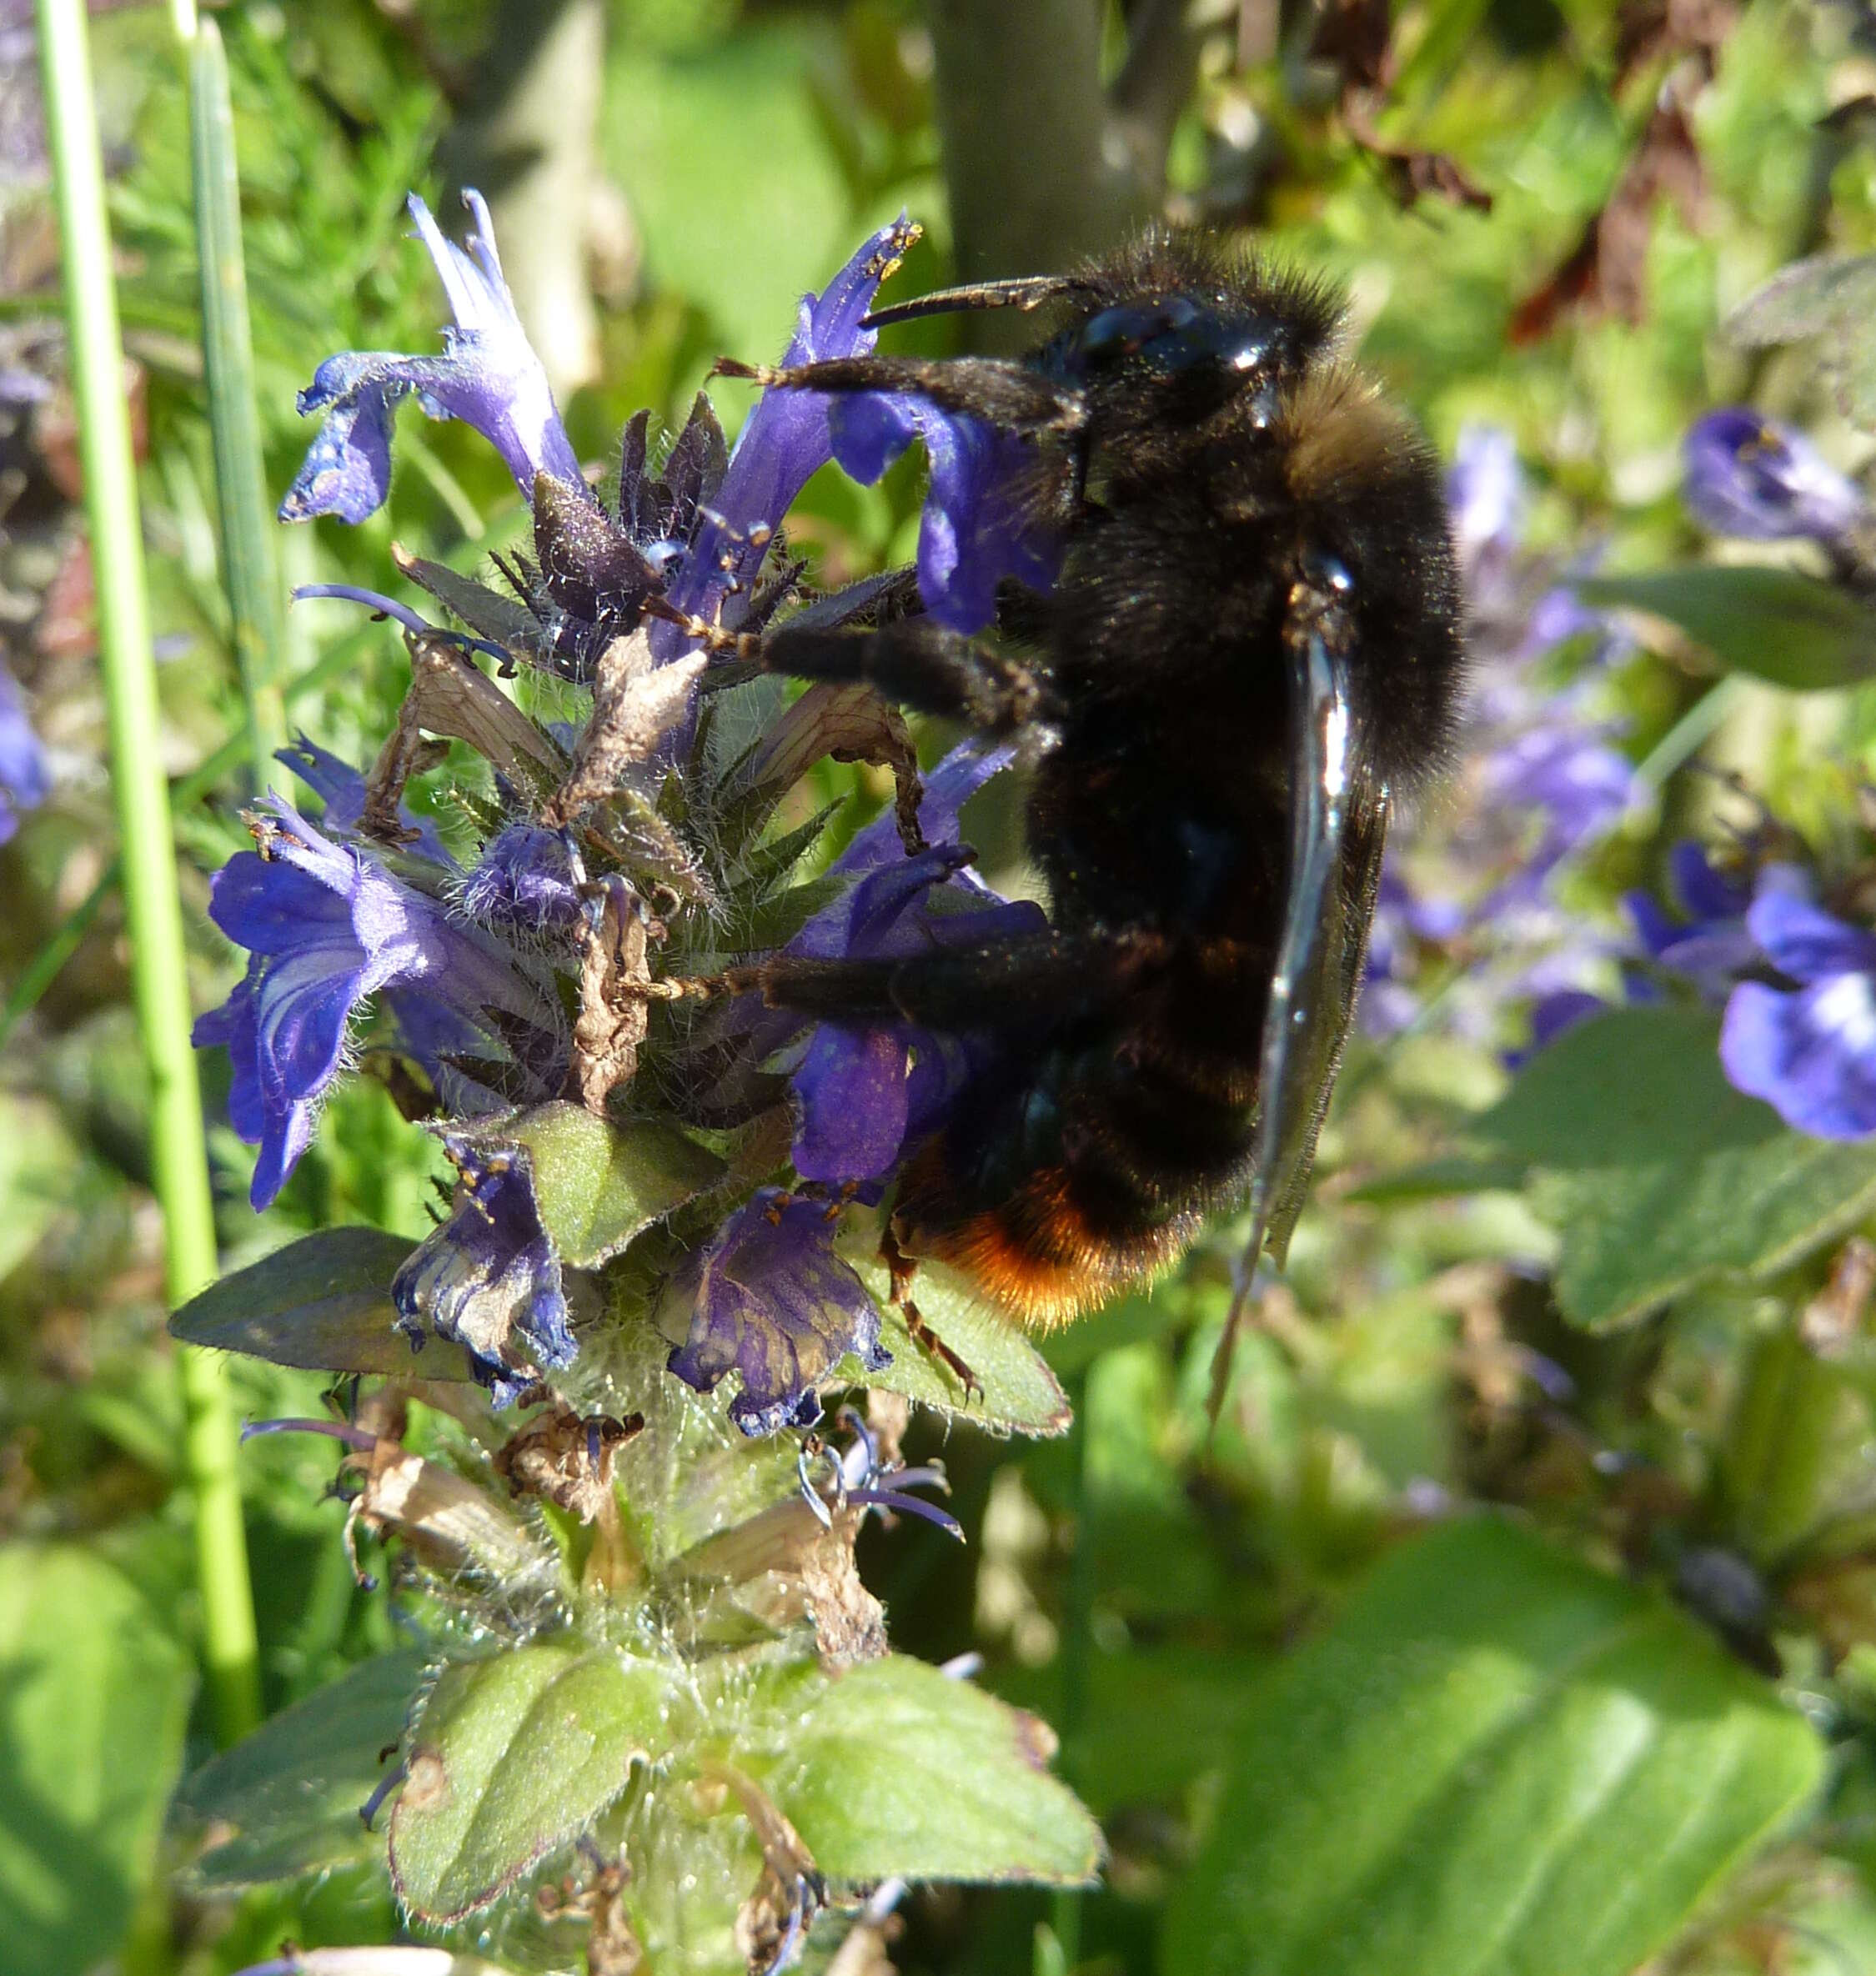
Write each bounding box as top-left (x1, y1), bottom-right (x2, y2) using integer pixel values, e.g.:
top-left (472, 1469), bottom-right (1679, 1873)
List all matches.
top-left (881, 1223), bottom-right (981, 1405)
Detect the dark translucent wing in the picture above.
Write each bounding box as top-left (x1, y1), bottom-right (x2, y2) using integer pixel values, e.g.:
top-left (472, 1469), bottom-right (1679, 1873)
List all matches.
top-left (1262, 788), bottom-right (1387, 1265)
top-left (1210, 593), bottom-right (1386, 1419)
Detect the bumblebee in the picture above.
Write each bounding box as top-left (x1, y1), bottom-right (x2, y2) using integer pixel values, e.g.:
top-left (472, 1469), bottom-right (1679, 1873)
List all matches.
top-left (680, 233), bottom-right (1462, 1389)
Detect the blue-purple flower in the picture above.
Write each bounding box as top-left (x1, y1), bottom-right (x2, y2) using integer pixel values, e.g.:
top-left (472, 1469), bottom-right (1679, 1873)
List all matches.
top-left (825, 397), bottom-right (1061, 634)
top-left (392, 1135), bottom-right (574, 1401)
top-left (1627, 840), bottom-right (1758, 998)
top-left (0, 658), bottom-right (50, 844)
top-left (281, 191), bottom-right (585, 525)
top-left (785, 743), bottom-right (1046, 1182)
top-left (649, 216), bottom-right (922, 665)
top-left (665, 1190), bottom-right (890, 1436)
top-left (193, 801), bottom-right (554, 1207)
top-left (458, 825), bottom-right (584, 935)
top-left (1722, 887), bottom-right (1876, 1139)
top-left (1684, 409), bottom-right (1868, 547)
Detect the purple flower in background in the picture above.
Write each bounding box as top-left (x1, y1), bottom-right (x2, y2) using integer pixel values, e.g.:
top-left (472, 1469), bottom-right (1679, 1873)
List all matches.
top-left (828, 397), bottom-right (1061, 634)
top-left (1684, 409), bottom-right (1868, 547)
top-left (0, 660), bottom-right (50, 843)
top-left (1475, 722), bottom-right (1636, 908)
top-left (193, 803), bottom-right (553, 1206)
top-left (1628, 840), bottom-right (1759, 998)
top-left (1722, 888), bottom-right (1876, 1139)
top-left (392, 1136), bottom-right (574, 1402)
top-left (786, 743), bottom-right (1046, 1181)
top-left (665, 1190), bottom-right (890, 1436)
top-left (281, 191), bottom-right (585, 525)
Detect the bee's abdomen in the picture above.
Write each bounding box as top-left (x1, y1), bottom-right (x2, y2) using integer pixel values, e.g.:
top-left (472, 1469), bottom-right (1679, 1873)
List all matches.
top-left (892, 989), bottom-right (1261, 1329)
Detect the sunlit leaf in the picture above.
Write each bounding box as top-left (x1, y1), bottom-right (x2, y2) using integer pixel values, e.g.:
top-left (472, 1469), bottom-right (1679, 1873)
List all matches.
top-left (845, 1250), bottom-right (1072, 1437)
top-left (168, 1226), bottom-right (434, 1375)
top-left (173, 1650), bottom-right (429, 1888)
top-left (1577, 567), bottom-right (1876, 691)
top-left (1723, 250), bottom-right (1876, 428)
top-left (751, 1655), bottom-right (1102, 1887)
top-left (389, 1643), bottom-right (675, 1923)
top-left (0, 1545), bottom-right (193, 1976)
top-left (1163, 1517), bottom-right (1824, 1976)
top-left (1473, 1007), bottom-right (1876, 1329)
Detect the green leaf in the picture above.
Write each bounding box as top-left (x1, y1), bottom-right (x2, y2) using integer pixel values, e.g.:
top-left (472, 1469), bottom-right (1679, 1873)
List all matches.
top-left (1576, 567), bottom-right (1876, 691)
top-left (1472, 1007), bottom-right (1876, 1329)
top-left (1162, 1517), bottom-right (1824, 1976)
top-left (756, 1655), bottom-right (1102, 1887)
top-left (389, 1643), bottom-right (675, 1923)
top-left (845, 1251), bottom-right (1072, 1437)
top-left (168, 1225), bottom-right (443, 1375)
top-left (0, 1544), bottom-right (193, 1976)
top-left (1723, 250), bottom-right (1876, 429)
top-left (173, 1650), bottom-right (429, 1888)
top-left (454, 1102), bottom-right (726, 1269)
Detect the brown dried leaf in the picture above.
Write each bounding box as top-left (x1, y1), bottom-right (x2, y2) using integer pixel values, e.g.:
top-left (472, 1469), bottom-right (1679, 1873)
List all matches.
top-left (565, 878), bottom-right (663, 1112)
top-left (545, 630), bottom-right (707, 825)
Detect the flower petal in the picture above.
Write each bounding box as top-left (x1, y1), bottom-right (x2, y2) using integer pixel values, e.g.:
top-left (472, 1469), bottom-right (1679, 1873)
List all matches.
top-left (1722, 974), bottom-right (1876, 1139)
top-left (665, 1192), bottom-right (890, 1437)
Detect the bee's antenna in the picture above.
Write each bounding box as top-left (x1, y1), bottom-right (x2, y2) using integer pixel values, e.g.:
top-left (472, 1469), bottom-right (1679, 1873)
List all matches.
top-left (860, 274), bottom-right (1089, 331)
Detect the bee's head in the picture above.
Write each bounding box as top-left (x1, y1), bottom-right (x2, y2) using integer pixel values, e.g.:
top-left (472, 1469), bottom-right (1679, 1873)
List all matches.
top-left (1046, 268), bottom-right (1341, 433)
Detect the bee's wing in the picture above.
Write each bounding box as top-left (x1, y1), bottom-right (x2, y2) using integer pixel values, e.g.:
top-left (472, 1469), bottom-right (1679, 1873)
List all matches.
top-left (1260, 783), bottom-right (1388, 1266)
top-left (1211, 590), bottom-right (1387, 1420)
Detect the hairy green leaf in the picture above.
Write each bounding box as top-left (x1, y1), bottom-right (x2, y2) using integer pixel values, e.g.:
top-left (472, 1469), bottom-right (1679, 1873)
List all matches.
top-left (0, 1544), bottom-right (193, 1976)
top-left (1577, 567), bottom-right (1876, 691)
top-left (389, 1643), bottom-right (675, 1923)
top-left (755, 1655), bottom-right (1102, 1887)
top-left (846, 1251), bottom-right (1072, 1436)
top-left (168, 1225), bottom-right (433, 1375)
top-left (1163, 1517), bottom-right (1824, 1976)
top-left (173, 1650), bottom-right (429, 1888)
top-left (1473, 1007), bottom-right (1876, 1328)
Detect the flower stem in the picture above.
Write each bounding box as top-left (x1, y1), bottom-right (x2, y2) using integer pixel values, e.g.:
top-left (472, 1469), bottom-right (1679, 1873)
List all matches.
top-left (36, 0), bottom-right (260, 1743)
top-left (188, 11), bottom-right (287, 790)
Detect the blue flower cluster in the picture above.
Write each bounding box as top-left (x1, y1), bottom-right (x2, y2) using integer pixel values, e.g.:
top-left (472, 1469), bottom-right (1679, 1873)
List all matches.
top-left (195, 194), bottom-right (1043, 1429)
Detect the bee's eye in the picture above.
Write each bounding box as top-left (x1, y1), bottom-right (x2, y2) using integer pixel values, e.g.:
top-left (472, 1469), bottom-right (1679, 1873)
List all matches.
top-left (1072, 296), bottom-right (1276, 381)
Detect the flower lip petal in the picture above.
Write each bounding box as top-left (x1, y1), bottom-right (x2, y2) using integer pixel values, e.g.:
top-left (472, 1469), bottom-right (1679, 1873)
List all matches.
top-left (1744, 890), bottom-right (1876, 984)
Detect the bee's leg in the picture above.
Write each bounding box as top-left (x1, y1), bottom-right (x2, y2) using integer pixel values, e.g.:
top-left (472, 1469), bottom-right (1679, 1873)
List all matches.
top-left (712, 354), bottom-right (1086, 439)
top-left (755, 616), bottom-right (1059, 735)
top-left (882, 1223), bottom-right (981, 1404)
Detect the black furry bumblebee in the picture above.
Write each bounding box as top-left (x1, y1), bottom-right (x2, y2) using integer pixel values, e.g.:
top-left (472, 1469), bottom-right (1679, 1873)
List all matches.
top-left (675, 233), bottom-right (1462, 1385)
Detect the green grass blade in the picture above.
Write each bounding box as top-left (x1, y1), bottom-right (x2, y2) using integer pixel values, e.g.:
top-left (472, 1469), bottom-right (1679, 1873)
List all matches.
top-left (35, 0), bottom-right (260, 1745)
top-left (190, 13), bottom-right (285, 788)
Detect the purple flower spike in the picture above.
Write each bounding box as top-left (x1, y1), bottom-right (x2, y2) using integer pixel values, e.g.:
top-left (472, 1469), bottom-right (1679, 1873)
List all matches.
top-left (0, 659), bottom-right (50, 844)
top-left (828, 394), bottom-right (1061, 633)
top-left (651, 217), bottom-right (920, 664)
top-left (193, 802), bottom-right (551, 1206)
top-left (393, 1136), bottom-right (574, 1402)
top-left (1683, 409), bottom-right (1867, 546)
top-left (281, 191), bottom-right (585, 525)
top-left (666, 1190), bottom-right (890, 1437)
top-left (1722, 888), bottom-right (1876, 1138)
